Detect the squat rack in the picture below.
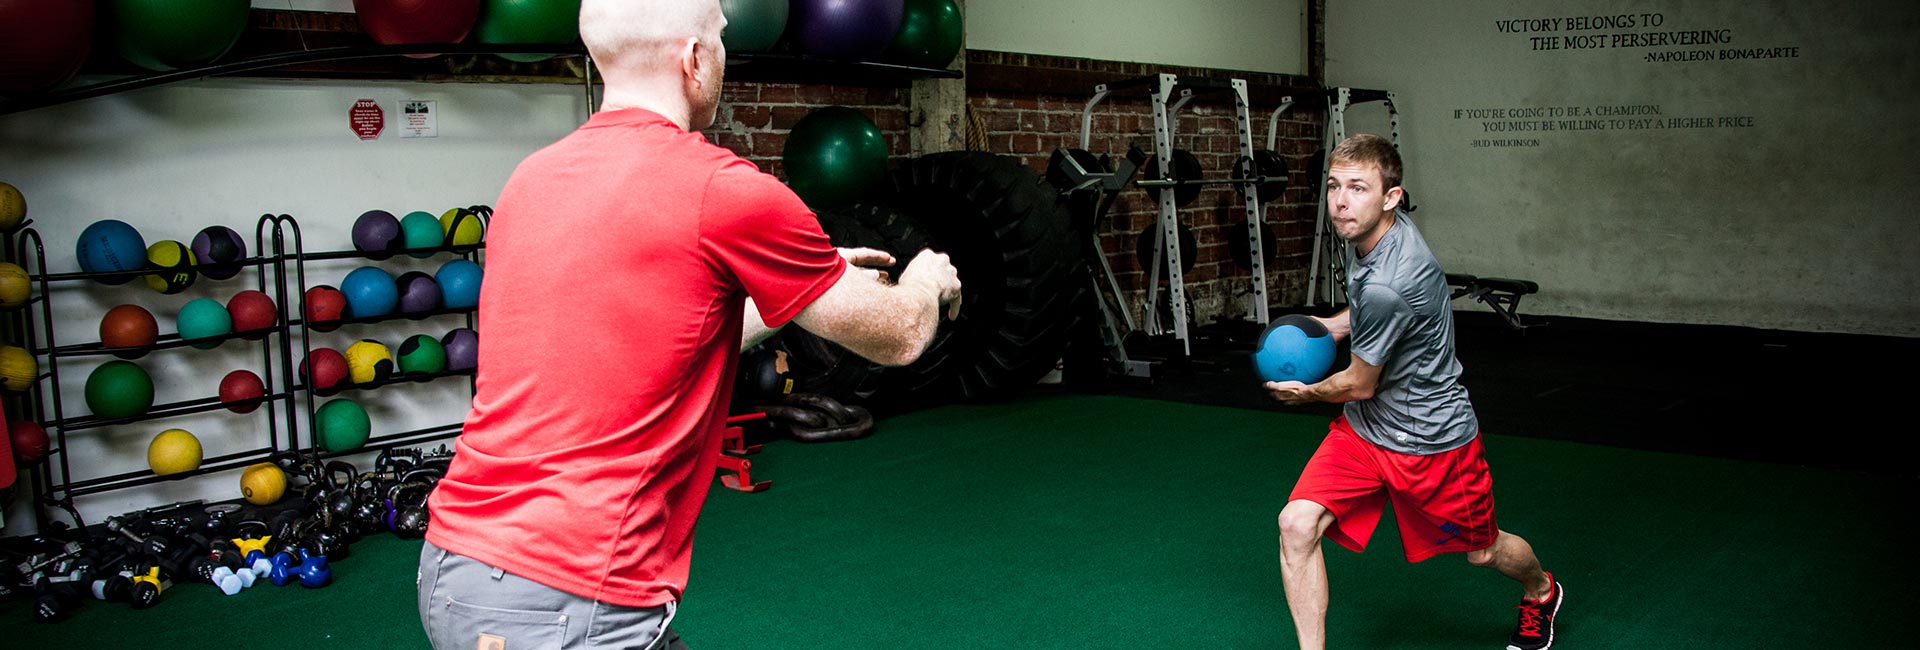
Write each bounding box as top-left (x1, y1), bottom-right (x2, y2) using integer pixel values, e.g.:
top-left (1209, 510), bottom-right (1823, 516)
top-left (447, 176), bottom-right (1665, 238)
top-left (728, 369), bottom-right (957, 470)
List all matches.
top-left (1306, 87), bottom-right (1400, 308)
top-left (1072, 73), bottom-right (1278, 368)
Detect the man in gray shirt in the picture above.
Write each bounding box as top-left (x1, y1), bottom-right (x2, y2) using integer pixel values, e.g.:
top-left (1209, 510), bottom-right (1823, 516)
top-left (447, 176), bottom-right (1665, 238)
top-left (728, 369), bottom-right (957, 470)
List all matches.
top-left (1265, 134), bottom-right (1562, 650)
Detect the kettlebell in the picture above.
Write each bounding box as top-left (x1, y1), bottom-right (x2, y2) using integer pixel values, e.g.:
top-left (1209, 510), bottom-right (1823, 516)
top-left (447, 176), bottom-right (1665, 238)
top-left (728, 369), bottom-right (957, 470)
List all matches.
top-left (295, 550), bottom-right (331, 589)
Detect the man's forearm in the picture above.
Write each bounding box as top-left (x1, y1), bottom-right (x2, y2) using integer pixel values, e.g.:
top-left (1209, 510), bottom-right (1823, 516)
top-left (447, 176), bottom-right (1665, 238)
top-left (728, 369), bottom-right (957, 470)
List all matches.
top-left (1302, 367), bottom-right (1373, 404)
top-left (1318, 309), bottom-right (1352, 342)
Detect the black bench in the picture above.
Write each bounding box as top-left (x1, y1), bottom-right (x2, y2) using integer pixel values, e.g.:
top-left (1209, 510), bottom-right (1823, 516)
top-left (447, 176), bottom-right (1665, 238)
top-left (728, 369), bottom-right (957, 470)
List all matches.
top-left (1446, 273), bottom-right (1541, 330)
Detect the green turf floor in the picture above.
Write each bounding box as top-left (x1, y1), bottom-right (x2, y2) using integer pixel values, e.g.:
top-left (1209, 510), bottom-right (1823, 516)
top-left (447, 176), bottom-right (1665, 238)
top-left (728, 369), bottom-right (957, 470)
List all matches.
top-left (7, 394), bottom-right (1914, 649)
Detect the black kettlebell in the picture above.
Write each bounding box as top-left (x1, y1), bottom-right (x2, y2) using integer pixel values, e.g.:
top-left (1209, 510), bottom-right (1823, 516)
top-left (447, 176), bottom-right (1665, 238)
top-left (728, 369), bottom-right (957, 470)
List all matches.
top-left (388, 482), bottom-right (433, 538)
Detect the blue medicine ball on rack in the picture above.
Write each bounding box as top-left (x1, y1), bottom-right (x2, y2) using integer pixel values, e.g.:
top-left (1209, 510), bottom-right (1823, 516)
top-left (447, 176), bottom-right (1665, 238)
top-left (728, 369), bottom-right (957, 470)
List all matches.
top-left (340, 266), bottom-right (398, 319)
top-left (75, 219), bottom-right (148, 284)
top-left (1252, 314), bottom-right (1338, 384)
top-left (436, 259), bottom-right (483, 309)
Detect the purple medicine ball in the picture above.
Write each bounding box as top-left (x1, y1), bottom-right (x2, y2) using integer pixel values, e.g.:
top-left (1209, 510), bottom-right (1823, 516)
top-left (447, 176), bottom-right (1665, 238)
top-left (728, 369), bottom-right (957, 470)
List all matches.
top-left (396, 271), bottom-right (441, 317)
top-left (352, 210), bottom-right (404, 259)
top-left (190, 225), bottom-right (248, 280)
top-left (442, 327), bottom-right (478, 372)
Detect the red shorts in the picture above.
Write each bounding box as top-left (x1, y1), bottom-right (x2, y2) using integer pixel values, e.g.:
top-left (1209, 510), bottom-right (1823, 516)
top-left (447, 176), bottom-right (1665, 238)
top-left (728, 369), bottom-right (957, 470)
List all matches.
top-left (1289, 416), bottom-right (1498, 562)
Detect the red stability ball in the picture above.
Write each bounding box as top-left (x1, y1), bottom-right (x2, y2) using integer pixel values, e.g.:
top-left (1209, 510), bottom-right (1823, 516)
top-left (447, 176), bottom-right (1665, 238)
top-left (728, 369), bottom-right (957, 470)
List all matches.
top-left (227, 290), bottom-right (278, 339)
top-left (219, 369), bottom-right (266, 414)
top-left (0, 0), bottom-right (94, 101)
top-left (354, 0), bottom-right (483, 53)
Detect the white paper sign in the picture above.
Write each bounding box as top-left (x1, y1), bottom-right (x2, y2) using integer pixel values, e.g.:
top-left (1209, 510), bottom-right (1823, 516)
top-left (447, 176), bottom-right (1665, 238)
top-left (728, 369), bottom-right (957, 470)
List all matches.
top-left (400, 100), bottom-right (437, 138)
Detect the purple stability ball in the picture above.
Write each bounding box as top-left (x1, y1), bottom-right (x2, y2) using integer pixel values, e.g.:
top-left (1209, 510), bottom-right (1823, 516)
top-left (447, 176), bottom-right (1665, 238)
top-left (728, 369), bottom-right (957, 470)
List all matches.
top-left (787, 0), bottom-right (904, 60)
top-left (396, 271), bottom-right (442, 317)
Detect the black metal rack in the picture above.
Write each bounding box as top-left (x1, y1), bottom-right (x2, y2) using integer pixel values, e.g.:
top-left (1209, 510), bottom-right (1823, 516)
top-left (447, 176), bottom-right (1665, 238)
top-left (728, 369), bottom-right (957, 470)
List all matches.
top-left (4, 214), bottom-right (300, 527)
top-left (0, 211), bottom-right (487, 529)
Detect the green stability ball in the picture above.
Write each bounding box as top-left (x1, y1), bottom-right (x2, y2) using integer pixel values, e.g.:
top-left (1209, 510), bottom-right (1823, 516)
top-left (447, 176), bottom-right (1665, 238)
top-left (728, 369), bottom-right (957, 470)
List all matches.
top-left (316, 398), bottom-right (371, 453)
top-left (397, 334), bottom-right (447, 374)
top-left (783, 106), bottom-right (889, 208)
top-left (108, 0), bottom-right (253, 72)
top-left (720, 0), bottom-right (787, 53)
top-left (86, 360), bottom-right (155, 420)
top-left (176, 297), bottom-right (232, 350)
top-left (887, 0), bottom-right (962, 69)
top-left (401, 211), bottom-right (444, 258)
top-left (472, 0), bottom-right (583, 63)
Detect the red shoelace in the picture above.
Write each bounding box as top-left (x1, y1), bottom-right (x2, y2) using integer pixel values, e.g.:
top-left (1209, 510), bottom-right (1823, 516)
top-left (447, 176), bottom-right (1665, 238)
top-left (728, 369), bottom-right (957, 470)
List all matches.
top-left (1514, 603), bottom-right (1545, 637)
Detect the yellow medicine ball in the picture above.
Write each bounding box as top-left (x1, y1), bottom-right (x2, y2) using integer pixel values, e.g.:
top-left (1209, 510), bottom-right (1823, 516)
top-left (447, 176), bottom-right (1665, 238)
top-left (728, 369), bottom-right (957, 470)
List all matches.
top-left (439, 207), bottom-right (486, 247)
top-left (0, 345), bottom-right (37, 392)
top-left (0, 181), bottom-right (24, 232)
top-left (143, 240), bottom-right (197, 294)
top-left (240, 462), bottom-right (287, 505)
top-left (148, 428), bottom-right (203, 476)
top-left (344, 339), bottom-right (394, 385)
top-left (0, 262), bottom-right (31, 309)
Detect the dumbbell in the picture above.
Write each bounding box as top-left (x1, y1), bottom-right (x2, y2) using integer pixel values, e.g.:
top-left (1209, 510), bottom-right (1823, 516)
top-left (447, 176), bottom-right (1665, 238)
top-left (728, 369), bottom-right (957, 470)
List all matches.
top-left (128, 567), bottom-right (169, 610)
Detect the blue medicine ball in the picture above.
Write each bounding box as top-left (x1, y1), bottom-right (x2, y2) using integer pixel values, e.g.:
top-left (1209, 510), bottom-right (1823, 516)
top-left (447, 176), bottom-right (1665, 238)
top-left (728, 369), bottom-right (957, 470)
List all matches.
top-left (76, 219), bottom-right (148, 284)
top-left (436, 259), bottom-right (483, 309)
top-left (1252, 314), bottom-right (1338, 384)
top-left (340, 266), bottom-right (398, 319)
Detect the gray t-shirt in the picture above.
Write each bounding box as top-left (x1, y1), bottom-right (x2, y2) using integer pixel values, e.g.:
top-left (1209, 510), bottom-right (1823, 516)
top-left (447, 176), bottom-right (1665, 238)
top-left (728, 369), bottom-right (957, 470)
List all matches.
top-left (1342, 214), bottom-right (1479, 455)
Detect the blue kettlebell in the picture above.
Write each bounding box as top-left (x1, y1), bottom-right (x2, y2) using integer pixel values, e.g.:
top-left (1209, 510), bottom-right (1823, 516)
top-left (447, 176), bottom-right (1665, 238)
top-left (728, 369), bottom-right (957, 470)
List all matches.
top-left (296, 550), bottom-right (332, 589)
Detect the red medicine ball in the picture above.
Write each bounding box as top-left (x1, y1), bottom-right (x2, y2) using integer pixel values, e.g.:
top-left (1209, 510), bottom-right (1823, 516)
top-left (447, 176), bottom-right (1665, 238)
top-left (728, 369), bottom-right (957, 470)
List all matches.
top-left (219, 369), bottom-right (266, 413)
top-left (301, 348), bottom-right (350, 393)
top-left (100, 304), bottom-right (159, 358)
top-left (8, 419), bottom-right (49, 466)
top-left (227, 290), bottom-right (278, 339)
top-left (305, 285), bottom-right (348, 331)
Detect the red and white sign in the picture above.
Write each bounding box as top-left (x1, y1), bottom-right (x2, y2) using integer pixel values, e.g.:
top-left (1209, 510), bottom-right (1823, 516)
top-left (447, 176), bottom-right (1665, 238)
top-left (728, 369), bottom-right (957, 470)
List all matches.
top-left (349, 99), bottom-right (384, 140)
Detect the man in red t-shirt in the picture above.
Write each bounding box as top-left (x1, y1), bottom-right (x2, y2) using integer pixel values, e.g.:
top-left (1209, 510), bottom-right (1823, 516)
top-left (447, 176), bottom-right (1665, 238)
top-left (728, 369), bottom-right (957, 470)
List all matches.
top-left (417, 2), bottom-right (963, 648)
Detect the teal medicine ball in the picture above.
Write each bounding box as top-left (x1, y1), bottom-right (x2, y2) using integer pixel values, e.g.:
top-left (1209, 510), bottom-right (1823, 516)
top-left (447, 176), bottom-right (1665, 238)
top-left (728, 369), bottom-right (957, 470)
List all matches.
top-left (176, 298), bottom-right (232, 350)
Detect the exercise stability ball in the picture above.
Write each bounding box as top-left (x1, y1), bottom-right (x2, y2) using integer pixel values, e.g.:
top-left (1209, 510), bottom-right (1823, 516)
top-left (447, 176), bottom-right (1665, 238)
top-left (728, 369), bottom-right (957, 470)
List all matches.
top-left (352, 209), bottom-right (405, 259)
top-left (143, 240), bottom-right (196, 295)
top-left (176, 297), bottom-right (232, 349)
top-left (0, 181), bottom-right (26, 231)
top-left (341, 266), bottom-right (399, 319)
top-left (353, 0), bottom-right (481, 50)
top-left (788, 0), bottom-right (903, 60)
top-left (106, 0), bottom-right (251, 72)
top-left (1252, 314), bottom-right (1338, 385)
top-left (0, 262), bottom-right (30, 309)
top-left (472, 0), bottom-right (581, 63)
top-left (887, 0), bottom-right (962, 69)
top-left (227, 290), bottom-right (278, 339)
top-left (0, 0), bottom-right (93, 101)
top-left (436, 259), bottom-right (482, 309)
top-left (784, 106), bottom-right (888, 207)
top-left (720, 0), bottom-right (786, 53)
top-left (401, 211), bottom-right (442, 257)
top-left (219, 369), bottom-right (265, 413)
top-left (0, 345), bottom-right (36, 392)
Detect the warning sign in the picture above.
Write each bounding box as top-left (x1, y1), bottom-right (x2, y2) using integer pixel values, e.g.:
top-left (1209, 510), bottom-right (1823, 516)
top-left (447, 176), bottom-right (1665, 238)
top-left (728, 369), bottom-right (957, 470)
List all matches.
top-left (349, 99), bottom-right (384, 140)
top-left (400, 100), bottom-right (437, 138)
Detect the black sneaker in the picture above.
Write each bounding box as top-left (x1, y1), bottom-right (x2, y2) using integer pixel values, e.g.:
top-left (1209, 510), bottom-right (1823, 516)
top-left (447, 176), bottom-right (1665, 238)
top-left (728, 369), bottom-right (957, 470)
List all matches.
top-left (1506, 573), bottom-right (1563, 650)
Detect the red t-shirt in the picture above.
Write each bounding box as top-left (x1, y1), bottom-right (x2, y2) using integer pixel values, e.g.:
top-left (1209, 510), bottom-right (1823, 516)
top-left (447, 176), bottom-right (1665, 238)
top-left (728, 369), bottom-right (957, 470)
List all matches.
top-left (426, 108), bottom-right (846, 607)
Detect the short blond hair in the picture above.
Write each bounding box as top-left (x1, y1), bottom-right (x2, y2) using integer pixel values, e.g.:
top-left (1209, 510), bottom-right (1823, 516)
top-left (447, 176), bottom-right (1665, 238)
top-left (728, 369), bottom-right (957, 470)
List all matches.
top-left (1329, 134), bottom-right (1402, 189)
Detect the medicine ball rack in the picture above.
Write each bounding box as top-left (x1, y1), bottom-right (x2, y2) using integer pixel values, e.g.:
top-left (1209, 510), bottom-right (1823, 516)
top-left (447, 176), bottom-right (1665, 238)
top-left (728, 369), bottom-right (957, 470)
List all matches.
top-left (1054, 73), bottom-right (1284, 378)
top-left (0, 212), bottom-right (484, 531)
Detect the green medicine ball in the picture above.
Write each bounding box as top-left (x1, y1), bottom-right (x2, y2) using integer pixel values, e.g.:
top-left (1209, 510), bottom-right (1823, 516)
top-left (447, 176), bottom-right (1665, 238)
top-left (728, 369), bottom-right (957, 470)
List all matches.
top-left (176, 297), bottom-right (232, 350)
top-left (397, 334), bottom-right (447, 375)
top-left (316, 398), bottom-right (371, 453)
top-left (86, 360), bottom-right (155, 420)
top-left (401, 211), bottom-right (443, 258)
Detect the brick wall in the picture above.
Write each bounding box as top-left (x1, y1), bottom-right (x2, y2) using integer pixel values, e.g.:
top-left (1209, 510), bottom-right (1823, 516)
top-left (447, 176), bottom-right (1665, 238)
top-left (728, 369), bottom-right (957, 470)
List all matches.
top-left (704, 56), bottom-right (1324, 330)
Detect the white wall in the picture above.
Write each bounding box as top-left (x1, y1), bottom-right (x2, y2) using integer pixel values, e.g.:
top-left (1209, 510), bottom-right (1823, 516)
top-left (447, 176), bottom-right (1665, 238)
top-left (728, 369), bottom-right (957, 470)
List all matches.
top-left (1, 78), bottom-right (586, 536)
top-left (1326, 0), bottom-right (1920, 336)
top-left (968, 0), bottom-right (1307, 75)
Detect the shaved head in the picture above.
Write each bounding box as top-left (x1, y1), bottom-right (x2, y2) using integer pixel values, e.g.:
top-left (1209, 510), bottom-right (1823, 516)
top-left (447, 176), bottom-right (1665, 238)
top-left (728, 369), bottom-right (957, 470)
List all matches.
top-left (580, 0), bottom-right (729, 130)
top-left (580, 0), bottom-right (725, 71)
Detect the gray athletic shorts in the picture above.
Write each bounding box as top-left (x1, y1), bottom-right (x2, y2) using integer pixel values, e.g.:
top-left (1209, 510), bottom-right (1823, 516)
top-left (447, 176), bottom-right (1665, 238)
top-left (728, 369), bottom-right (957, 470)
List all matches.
top-left (418, 540), bottom-right (689, 650)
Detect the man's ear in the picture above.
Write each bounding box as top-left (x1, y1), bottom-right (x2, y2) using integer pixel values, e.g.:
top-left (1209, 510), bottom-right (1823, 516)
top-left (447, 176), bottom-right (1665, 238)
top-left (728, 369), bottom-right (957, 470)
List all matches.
top-left (1382, 185), bottom-right (1404, 212)
top-left (679, 36), bottom-right (703, 85)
